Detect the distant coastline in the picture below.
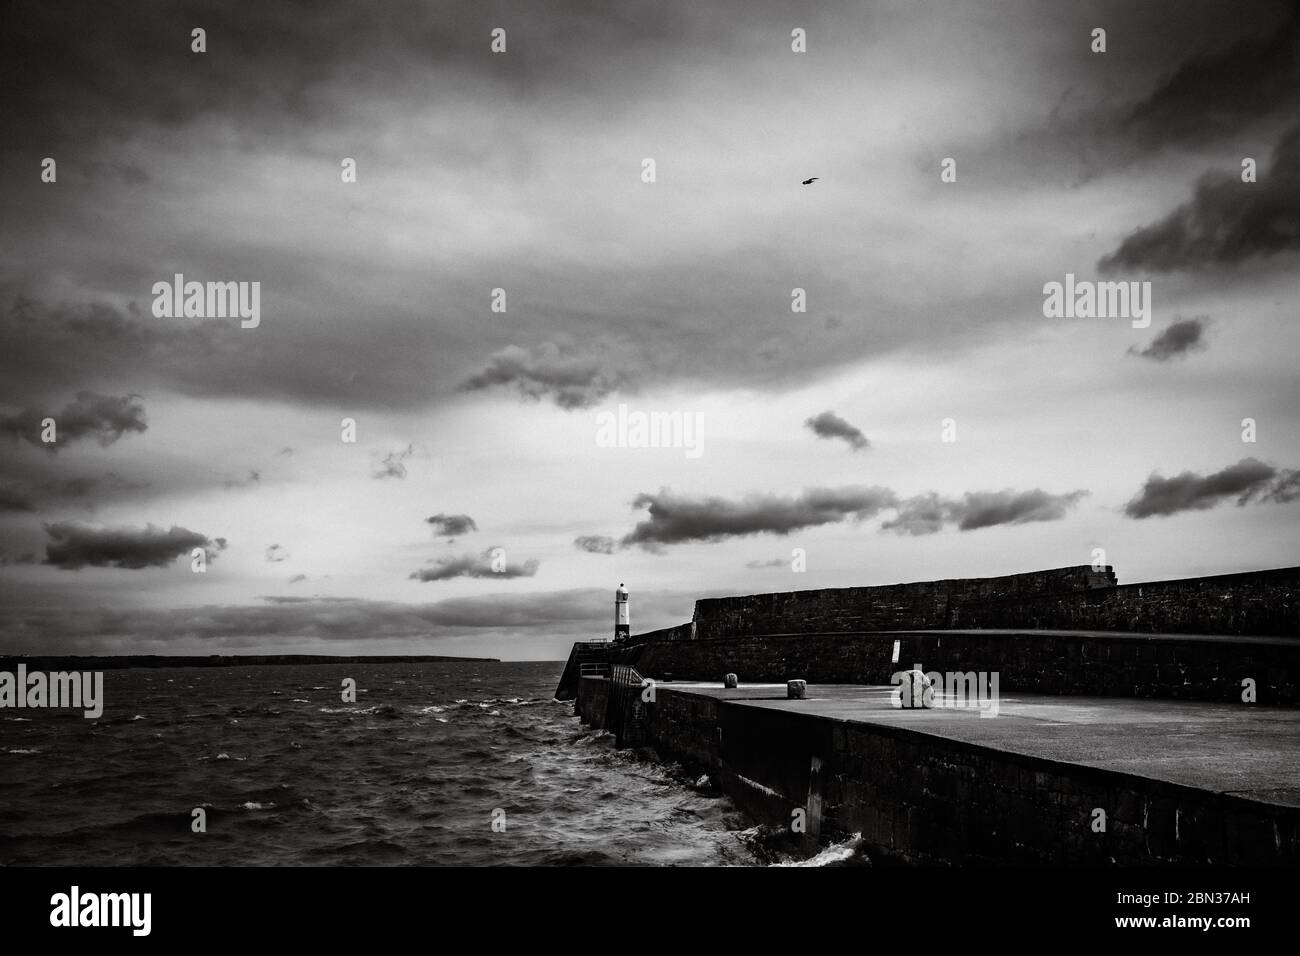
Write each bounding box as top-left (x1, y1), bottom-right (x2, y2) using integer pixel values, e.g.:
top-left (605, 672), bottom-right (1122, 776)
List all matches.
top-left (0, 654), bottom-right (502, 670)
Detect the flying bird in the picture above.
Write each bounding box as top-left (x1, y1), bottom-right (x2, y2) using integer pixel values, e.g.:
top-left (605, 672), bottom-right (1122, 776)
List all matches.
top-left (801, 177), bottom-right (819, 185)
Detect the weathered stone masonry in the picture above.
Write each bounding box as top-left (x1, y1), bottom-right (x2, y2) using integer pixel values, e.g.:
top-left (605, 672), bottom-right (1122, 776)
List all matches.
top-left (575, 679), bottom-right (1300, 865)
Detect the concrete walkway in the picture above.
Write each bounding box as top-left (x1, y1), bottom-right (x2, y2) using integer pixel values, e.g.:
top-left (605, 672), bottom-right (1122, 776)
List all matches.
top-left (655, 681), bottom-right (1300, 808)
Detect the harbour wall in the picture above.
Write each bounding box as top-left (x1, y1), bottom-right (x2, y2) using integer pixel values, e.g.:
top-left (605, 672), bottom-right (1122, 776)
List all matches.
top-left (574, 677), bottom-right (1299, 865)
top-left (556, 566), bottom-right (1300, 701)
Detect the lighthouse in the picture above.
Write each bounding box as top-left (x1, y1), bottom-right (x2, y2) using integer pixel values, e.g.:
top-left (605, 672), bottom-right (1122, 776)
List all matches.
top-left (614, 583), bottom-right (630, 641)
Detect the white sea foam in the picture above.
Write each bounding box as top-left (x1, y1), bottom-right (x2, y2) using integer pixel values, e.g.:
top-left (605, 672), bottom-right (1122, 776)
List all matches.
top-left (772, 833), bottom-right (866, 867)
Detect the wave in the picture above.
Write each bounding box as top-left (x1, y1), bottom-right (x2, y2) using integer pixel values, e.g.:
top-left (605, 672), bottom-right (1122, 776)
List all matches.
top-left (771, 833), bottom-right (868, 868)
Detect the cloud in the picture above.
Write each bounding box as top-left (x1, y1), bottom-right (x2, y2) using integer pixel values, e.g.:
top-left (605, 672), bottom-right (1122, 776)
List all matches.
top-left (373, 444), bottom-right (414, 480)
top-left (0, 587), bottom-right (701, 655)
top-left (1121, 8), bottom-right (1300, 148)
top-left (1099, 122), bottom-right (1300, 272)
top-left (744, 558), bottom-right (787, 569)
top-left (879, 492), bottom-right (951, 536)
top-left (805, 410), bottom-right (869, 450)
top-left (409, 547), bottom-right (539, 581)
top-left (882, 488), bottom-right (1089, 535)
top-left (574, 534), bottom-right (616, 554)
top-left (1128, 317), bottom-right (1207, 361)
top-left (956, 488), bottom-right (1089, 531)
top-left (0, 483), bottom-right (36, 512)
top-left (50, 472), bottom-right (151, 500)
top-left (0, 390), bottom-right (146, 450)
top-left (0, 296), bottom-right (457, 412)
top-left (426, 513), bottom-right (478, 537)
top-left (459, 343), bottom-right (619, 410)
top-left (0, 470), bottom-right (152, 513)
top-left (265, 544), bottom-right (290, 563)
top-left (288, 573), bottom-right (307, 584)
top-left (42, 522), bottom-right (226, 570)
top-left (1124, 457), bottom-right (1300, 518)
top-left (621, 486), bottom-right (898, 549)
top-left (223, 470), bottom-right (262, 490)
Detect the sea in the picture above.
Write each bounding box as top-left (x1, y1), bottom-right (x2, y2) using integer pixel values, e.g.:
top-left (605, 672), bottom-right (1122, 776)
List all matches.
top-left (0, 661), bottom-right (864, 866)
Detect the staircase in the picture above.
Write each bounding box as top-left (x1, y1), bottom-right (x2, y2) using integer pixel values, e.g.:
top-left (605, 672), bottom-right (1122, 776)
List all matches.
top-left (555, 640), bottom-right (616, 700)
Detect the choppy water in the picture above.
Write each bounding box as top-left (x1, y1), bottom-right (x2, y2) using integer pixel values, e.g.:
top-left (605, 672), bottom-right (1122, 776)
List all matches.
top-left (0, 661), bottom-right (855, 866)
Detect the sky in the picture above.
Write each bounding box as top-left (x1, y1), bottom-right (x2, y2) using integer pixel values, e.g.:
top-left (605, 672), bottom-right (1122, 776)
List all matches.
top-left (1, 0), bottom-right (1297, 660)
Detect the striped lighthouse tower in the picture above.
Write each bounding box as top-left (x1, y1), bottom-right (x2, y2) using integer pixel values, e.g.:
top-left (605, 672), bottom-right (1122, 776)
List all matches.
top-left (614, 583), bottom-right (630, 641)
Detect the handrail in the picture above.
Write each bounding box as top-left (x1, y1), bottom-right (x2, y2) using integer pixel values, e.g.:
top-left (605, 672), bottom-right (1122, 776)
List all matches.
top-left (610, 664), bottom-right (644, 686)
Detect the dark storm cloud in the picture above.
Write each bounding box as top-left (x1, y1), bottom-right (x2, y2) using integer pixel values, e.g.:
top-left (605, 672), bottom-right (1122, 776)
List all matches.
top-left (574, 534), bottom-right (615, 554)
top-left (0, 2), bottom-right (928, 412)
top-left (1128, 317), bottom-right (1207, 361)
top-left (409, 548), bottom-right (539, 582)
top-left (1124, 457), bottom-right (1300, 518)
top-left (956, 488), bottom-right (1089, 531)
top-left (881, 489), bottom-right (1089, 535)
top-left (460, 344), bottom-right (619, 410)
top-left (952, 3), bottom-right (1297, 189)
top-left (1100, 122), bottom-right (1300, 272)
top-left (0, 0), bottom-right (776, 152)
top-left (621, 486), bottom-right (899, 549)
top-left (0, 470), bottom-right (152, 514)
top-left (42, 522), bottom-right (226, 570)
top-left (805, 410), bottom-right (869, 450)
top-left (0, 391), bottom-right (146, 449)
top-left (1122, 6), bottom-right (1300, 148)
top-left (0, 297), bottom-right (453, 411)
top-left (426, 513), bottom-right (478, 537)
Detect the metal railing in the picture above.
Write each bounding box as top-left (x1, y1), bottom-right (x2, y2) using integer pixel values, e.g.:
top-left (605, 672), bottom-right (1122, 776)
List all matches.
top-left (606, 664), bottom-right (650, 747)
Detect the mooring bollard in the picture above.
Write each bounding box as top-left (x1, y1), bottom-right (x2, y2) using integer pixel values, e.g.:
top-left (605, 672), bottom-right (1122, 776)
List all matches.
top-left (724, 673), bottom-right (738, 688)
top-left (787, 679), bottom-right (807, 700)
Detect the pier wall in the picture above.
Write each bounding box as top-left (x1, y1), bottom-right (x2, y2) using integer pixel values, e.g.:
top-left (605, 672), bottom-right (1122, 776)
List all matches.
top-left (556, 566), bottom-right (1300, 701)
top-left (574, 677), bottom-right (1299, 865)
top-left (642, 630), bottom-right (1299, 704)
top-left (691, 565), bottom-right (1116, 640)
top-left (954, 566), bottom-right (1300, 635)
